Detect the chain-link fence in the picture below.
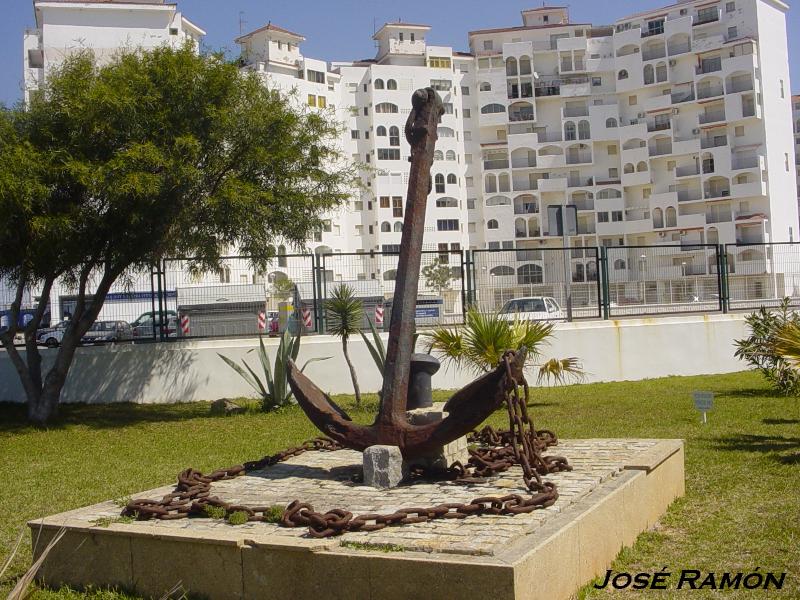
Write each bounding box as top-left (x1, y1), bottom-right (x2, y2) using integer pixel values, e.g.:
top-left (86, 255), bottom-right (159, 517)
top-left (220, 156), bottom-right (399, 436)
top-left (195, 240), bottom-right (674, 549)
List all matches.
top-left (604, 245), bottom-right (722, 317)
top-left (470, 248), bottom-right (601, 320)
top-left (319, 250), bottom-right (465, 330)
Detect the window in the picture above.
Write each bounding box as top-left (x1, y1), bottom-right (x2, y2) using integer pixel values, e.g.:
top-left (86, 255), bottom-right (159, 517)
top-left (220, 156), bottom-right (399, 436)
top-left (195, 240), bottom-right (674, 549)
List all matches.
top-left (780, 79), bottom-right (785, 99)
top-left (435, 174), bottom-right (445, 194)
top-left (608, 145), bottom-right (618, 155)
top-left (307, 70), bottom-right (325, 84)
top-left (381, 221), bottom-right (391, 232)
top-left (735, 125), bottom-right (744, 137)
top-left (466, 176), bottom-right (474, 187)
top-left (465, 154), bottom-right (473, 164)
top-left (592, 77), bottom-right (602, 87)
top-left (410, 33), bottom-right (415, 42)
top-left (387, 79), bottom-right (397, 90)
top-left (463, 108), bottom-right (471, 118)
top-left (468, 222), bottom-right (476, 233)
top-left (375, 103), bottom-right (399, 113)
top-left (307, 94), bottom-right (316, 106)
top-left (434, 150), bottom-right (443, 161)
top-left (429, 57), bottom-right (452, 69)
top-left (392, 196), bottom-right (403, 217)
top-left (442, 103), bottom-right (454, 114)
top-left (430, 79), bottom-right (452, 91)
top-left (467, 198), bottom-right (476, 209)
top-left (618, 70), bottom-right (629, 80)
top-left (728, 26), bottom-right (738, 39)
top-left (447, 174), bottom-right (457, 185)
top-left (377, 126), bottom-right (387, 136)
top-left (380, 196), bottom-right (390, 208)
top-left (479, 82), bottom-right (492, 91)
top-left (364, 107), bottom-right (369, 116)
top-left (488, 242), bottom-right (500, 250)
top-left (374, 79), bottom-right (385, 90)
top-left (317, 96), bottom-right (327, 108)
top-left (667, 160), bottom-right (676, 171)
top-left (378, 149), bottom-right (401, 160)
top-left (169, 27), bottom-right (179, 35)
top-left (446, 150), bottom-right (456, 161)
top-left (438, 127), bottom-right (456, 138)
top-left (606, 117), bottom-right (618, 128)
top-left (437, 219), bottom-right (459, 231)
top-left (487, 219), bottom-right (499, 229)
top-left (351, 130), bottom-right (360, 139)
top-left (389, 126), bottom-right (400, 146)
top-left (785, 153), bottom-right (790, 172)
top-left (461, 85), bottom-right (470, 96)
top-left (483, 40), bottom-right (493, 51)
top-left (612, 211), bottom-right (623, 222)
top-left (481, 103), bottom-right (506, 114)
top-left (726, 1), bottom-right (735, 12)
top-left (628, 95), bottom-right (638, 106)
top-left (436, 197), bottom-right (458, 207)
top-left (399, 33), bottom-right (404, 41)
top-left (598, 212), bottom-right (609, 223)
top-left (382, 244), bottom-right (401, 253)
top-left (464, 132), bottom-right (472, 141)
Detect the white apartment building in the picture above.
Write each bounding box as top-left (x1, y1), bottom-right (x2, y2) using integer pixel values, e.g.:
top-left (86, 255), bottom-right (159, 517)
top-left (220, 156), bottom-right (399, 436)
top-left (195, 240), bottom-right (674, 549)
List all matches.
top-left (794, 94), bottom-right (800, 218)
top-left (240, 0), bottom-right (797, 309)
top-left (16, 0), bottom-right (799, 326)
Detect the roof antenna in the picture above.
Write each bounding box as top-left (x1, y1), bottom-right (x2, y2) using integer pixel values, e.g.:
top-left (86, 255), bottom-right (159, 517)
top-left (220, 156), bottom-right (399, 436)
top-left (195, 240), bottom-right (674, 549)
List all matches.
top-left (238, 11), bottom-right (248, 35)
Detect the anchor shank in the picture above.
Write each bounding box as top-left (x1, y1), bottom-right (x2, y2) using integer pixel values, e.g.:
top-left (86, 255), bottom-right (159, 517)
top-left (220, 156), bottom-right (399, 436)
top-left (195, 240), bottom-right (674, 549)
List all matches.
top-left (378, 88), bottom-right (443, 436)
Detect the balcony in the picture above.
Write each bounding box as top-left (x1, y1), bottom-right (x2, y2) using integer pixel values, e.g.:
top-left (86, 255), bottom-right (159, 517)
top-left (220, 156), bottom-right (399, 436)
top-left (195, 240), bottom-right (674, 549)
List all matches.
top-left (704, 187), bottom-right (731, 200)
top-left (567, 176), bottom-right (594, 187)
top-left (728, 79), bottom-right (754, 94)
top-left (701, 136), bottom-right (728, 149)
top-left (697, 85), bottom-right (724, 100)
top-left (675, 165), bottom-right (700, 178)
top-left (671, 89), bottom-right (696, 104)
top-left (566, 152), bottom-right (593, 165)
top-left (693, 8), bottom-right (720, 26)
top-left (642, 47), bottom-right (667, 61)
top-left (731, 180), bottom-right (767, 198)
top-left (699, 110), bottom-right (726, 125)
top-left (705, 211), bottom-right (732, 224)
top-left (483, 159), bottom-right (510, 170)
top-left (647, 120), bottom-right (672, 133)
top-left (514, 203), bottom-right (539, 215)
top-left (537, 131), bottom-right (563, 143)
top-left (537, 177), bottom-right (568, 192)
top-left (641, 25), bottom-right (665, 39)
top-left (696, 58), bottom-right (722, 75)
top-left (667, 42), bottom-right (692, 56)
top-left (649, 143), bottom-right (673, 157)
top-left (563, 106), bottom-right (589, 118)
top-left (676, 189), bottom-right (703, 202)
top-left (731, 155), bottom-right (761, 170)
top-left (573, 199), bottom-right (595, 211)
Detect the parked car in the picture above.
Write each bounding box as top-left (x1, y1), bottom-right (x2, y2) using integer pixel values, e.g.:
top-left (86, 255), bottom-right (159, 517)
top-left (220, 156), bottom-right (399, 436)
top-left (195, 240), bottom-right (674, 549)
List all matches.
top-left (81, 320), bottom-right (133, 344)
top-left (36, 321), bottom-right (71, 348)
top-left (131, 310), bottom-right (178, 339)
top-left (499, 297), bottom-right (565, 321)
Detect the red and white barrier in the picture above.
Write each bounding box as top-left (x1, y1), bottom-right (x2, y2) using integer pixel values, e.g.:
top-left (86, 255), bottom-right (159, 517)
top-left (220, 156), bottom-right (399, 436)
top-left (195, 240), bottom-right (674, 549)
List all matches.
top-left (180, 314), bottom-right (190, 336)
top-left (375, 303), bottom-right (384, 326)
top-left (301, 304), bottom-right (313, 329)
top-left (257, 311), bottom-right (266, 332)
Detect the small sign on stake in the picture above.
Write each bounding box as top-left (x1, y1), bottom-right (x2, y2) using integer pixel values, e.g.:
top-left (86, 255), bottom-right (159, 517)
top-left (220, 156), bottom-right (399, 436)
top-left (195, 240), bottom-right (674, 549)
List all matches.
top-left (693, 391), bottom-right (714, 424)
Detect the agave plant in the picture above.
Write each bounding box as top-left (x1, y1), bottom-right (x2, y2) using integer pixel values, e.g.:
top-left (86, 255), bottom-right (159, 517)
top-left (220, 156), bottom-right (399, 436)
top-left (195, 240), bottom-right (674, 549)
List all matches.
top-left (359, 314), bottom-right (386, 373)
top-left (423, 306), bottom-right (582, 384)
top-left (326, 284), bottom-right (364, 406)
top-left (218, 328), bottom-right (328, 411)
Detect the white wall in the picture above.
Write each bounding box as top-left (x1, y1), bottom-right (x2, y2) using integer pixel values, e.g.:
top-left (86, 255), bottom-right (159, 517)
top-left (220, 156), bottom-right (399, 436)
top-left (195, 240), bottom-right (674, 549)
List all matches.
top-left (0, 314), bottom-right (749, 404)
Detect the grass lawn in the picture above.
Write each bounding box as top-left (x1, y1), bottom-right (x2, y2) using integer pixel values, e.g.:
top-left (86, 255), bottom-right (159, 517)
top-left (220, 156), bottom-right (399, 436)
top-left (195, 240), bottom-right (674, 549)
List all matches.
top-left (1, 370), bottom-right (798, 599)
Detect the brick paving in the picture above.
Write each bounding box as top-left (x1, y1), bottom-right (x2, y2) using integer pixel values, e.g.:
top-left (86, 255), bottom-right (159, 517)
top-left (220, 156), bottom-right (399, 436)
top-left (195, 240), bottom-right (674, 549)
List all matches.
top-left (51, 439), bottom-right (667, 557)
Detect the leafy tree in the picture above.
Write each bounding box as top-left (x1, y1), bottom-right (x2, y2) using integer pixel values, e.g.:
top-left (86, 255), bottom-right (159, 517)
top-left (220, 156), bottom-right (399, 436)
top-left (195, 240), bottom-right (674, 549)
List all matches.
top-left (326, 284), bottom-right (363, 406)
top-left (423, 306), bottom-right (583, 384)
top-left (734, 298), bottom-right (800, 395)
top-left (271, 276), bottom-right (295, 301)
top-left (421, 257), bottom-right (453, 296)
top-left (0, 44), bottom-right (356, 424)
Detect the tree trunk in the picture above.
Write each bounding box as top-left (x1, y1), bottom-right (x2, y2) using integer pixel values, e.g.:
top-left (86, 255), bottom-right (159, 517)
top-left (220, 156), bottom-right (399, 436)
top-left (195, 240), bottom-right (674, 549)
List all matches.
top-left (342, 338), bottom-right (361, 407)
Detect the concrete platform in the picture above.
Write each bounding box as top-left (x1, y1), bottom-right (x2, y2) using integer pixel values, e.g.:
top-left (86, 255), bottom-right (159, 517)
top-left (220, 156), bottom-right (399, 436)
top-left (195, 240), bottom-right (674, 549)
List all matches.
top-left (29, 439), bottom-right (684, 600)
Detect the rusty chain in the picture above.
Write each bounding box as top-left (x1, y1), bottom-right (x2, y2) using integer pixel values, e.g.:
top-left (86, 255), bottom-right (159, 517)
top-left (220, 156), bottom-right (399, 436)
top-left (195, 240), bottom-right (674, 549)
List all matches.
top-left (123, 351), bottom-right (571, 537)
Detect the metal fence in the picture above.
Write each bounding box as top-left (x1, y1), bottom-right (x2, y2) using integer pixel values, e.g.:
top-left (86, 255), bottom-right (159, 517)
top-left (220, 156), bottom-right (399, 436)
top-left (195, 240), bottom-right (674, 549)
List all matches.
top-left (10, 241), bottom-right (800, 347)
top-left (471, 247), bottom-right (601, 320)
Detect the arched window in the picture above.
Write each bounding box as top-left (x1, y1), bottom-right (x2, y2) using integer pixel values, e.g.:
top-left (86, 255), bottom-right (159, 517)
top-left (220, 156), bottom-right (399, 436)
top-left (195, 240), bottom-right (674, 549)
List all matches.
top-left (381, 221), bottom-right (391, 232)
top-left (481, 103), bottom-right (506, 114)
top-left (636, 161), bottom-right (648, 172)
top-left (383, 269), bottom-right (397, 281)
top-left (377, 126), bottom-right (387, 136)
top-left (618, 69), bottom-right (629, 80)
top-left (375, 102), bottom-right (398, 113)
top-left (447, 174), bottom-right (457, 185)
top-left (498, 173), bottom-right (510, 193)
top-left (597, 188), bottom-right (622, 199)
top-left (614, 259), bottom-right (626, 270)
top-left (665, 206), bottom-right (677, 228)
top-left (490, 265), bottom-right (514, 276)
top-left (606, 117), bottom-right (618, 128)
top-left (653, 207), bottom-right (664, 229)
top-left (564, 121), bottom-right (576, 141)
top-left (573, 263), bottom-right (585, 283)
top-left (643, 64), bottom-right (655, 85)
top-left (485, 174), bottom-right (497, 193)
top-left (433, 150), bottom-right (444, 161)
top-left (485, 196), bottom-right (511, 206)
top-left (445, 150), bottom-right (456, 161)
top-left (374, 79), bottom-right (385, 90)
top-left (487, 219), bottom-right (499, 229)
top-left (389, 126), bottom-right (400, 146)
top-left (519, 56), bottom-right (532, 75)
top-left (277, 245), bottom-right (287, 267)
top-left (506, 57), bottom-right (518, 76)
top-left (517, 264), bottom-right (543, 285)
top-left (438, 127), bottom-right (455, 138)
top-left (393, 222), bottom-right (402, 232)
top-left (514, 217), bottom-right (527, 237)
top-left (479, 82), bottom-right (492, 91)
top-left (578, 120), bottom-right (590, 140)
top-left (387, 79), bottom-right (397, 90)
top-left (435, 174), bottom-right (445, 194)
top-left (624, 163), bottom-right (635, 174)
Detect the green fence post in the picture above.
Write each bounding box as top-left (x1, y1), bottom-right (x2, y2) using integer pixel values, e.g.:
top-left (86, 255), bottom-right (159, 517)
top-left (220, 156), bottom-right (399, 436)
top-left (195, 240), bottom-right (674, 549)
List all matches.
top-left (719, 244), bottom-right (729, 314)
top-left (599, 246), bottom-right (610, 320)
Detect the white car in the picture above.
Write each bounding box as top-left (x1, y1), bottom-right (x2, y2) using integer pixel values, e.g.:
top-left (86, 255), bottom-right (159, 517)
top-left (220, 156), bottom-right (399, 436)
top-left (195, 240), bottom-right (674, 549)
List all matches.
top-left (499, 297), bottom-right (565, 321)
top-left (36, 321), bottom-right (70, 348)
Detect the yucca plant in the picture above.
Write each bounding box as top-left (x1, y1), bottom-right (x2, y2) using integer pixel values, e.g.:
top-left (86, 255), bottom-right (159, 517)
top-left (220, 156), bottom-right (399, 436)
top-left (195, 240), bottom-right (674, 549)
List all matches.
top-left (359, 314), bottom-right (386, 374)
top-left (218, 329), bottom-right (329, 411)
top-left (423, 306), bottom-right (582, 384)
top-left (326, 284), bottom-right (364, 406)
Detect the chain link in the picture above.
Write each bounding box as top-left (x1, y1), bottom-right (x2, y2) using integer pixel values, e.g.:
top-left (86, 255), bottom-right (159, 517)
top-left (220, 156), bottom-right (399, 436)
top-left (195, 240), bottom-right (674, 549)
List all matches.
top-left (123, 351), bottom-right (571, 537)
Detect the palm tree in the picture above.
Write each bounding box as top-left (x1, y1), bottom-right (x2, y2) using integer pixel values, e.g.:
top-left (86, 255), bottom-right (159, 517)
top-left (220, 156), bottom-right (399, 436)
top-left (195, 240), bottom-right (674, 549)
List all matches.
top-left (423, 306), bottom-right (582, 384)
top-left (326, 284), bottom-right (364, 406)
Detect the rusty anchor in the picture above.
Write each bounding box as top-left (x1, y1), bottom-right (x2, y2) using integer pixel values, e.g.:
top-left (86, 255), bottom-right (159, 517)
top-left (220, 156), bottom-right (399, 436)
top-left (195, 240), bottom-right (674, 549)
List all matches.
top-left (287, 88), bottom-right (526, 459)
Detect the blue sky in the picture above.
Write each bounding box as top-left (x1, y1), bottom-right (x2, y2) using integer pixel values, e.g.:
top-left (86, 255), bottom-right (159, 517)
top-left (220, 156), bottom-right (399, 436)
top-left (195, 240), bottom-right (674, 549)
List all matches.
top-left (1, 0), bottom-right (798, 106)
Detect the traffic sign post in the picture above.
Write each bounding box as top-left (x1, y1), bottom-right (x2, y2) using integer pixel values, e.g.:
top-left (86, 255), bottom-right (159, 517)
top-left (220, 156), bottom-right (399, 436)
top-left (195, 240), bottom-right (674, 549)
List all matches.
top-left (693, 391), bottom-right (714, 424)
